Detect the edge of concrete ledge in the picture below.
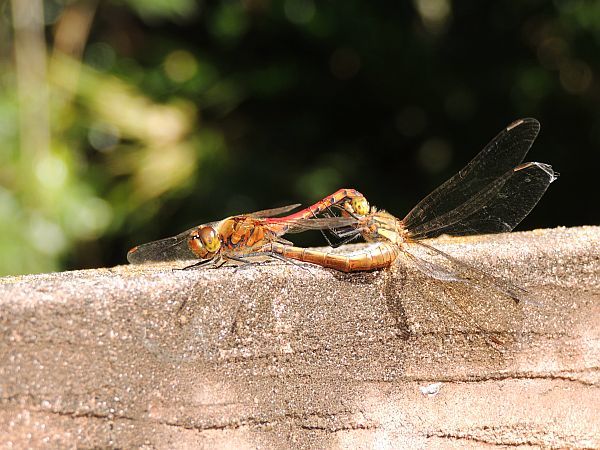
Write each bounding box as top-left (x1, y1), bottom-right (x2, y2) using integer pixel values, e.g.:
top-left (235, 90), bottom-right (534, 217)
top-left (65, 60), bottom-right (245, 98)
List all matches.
top-left (1, 226), bottom-right (599, 448)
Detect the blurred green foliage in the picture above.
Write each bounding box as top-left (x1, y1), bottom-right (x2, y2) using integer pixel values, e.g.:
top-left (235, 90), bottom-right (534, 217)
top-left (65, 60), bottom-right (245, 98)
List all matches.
top-left (0, 0), bottom-right (599, 275)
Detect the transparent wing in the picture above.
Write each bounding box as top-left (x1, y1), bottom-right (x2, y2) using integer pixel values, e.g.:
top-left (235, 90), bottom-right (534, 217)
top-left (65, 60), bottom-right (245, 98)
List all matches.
top-left (402, 240), bottom-right (527, 348)
top-left (403, 118), bottom-right (553, 239)
top-left (282, 216), bottom-right (359, 233)
top-left (247, 204), bottom-right (301, 218)
top-left (127, 225), bottom-right (201, 264)
top-left (406, 162), bottom-right (557, 240)
top-left (406, 240), bottom-right (530, 302)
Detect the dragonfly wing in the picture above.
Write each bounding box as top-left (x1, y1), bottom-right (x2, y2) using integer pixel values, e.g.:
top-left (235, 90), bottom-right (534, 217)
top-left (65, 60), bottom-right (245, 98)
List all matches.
top-left (407, 240), bottom-right (532, 302)
top-left (127, 226), bottom-right (199, 263)
top-left (246, 204), bottom-right (301, 218)
top-left (284, 216), bottom-right (359, 233)
top-left (402, 240), bottom-right (527, 346)
top-left (403, 118), bottom-right (543, 236)
top-left (406, 162), bottom-right (557, 239)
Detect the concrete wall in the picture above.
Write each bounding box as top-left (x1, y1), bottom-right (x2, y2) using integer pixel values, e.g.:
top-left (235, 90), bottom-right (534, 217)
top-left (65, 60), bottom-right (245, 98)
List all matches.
top-left (1, 227), bottom-right (598, 448)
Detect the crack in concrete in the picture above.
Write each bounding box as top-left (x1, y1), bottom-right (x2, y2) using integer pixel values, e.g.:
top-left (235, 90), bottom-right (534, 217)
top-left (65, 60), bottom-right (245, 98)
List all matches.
top-left (2, 398), bottom-right (379, 435)
top-left (426, 430), bottom-right (539, 447)
top-left (298, 421), bottom-right (377, 432)
top-left (398, 369), bottom-right (599, 387)
top-left (46, 408), bottom-right (137, 423)
top-left (426, 422), bottom-right (597, 448)
top-left (158, 409), bottom-right (379, 433)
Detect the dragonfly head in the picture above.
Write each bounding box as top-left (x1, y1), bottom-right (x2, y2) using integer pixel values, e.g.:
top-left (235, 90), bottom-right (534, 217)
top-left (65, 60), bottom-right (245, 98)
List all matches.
top-left (188, 226), bottom-right (221, 258)
top-left (347, 196), bottom-right (370, 216)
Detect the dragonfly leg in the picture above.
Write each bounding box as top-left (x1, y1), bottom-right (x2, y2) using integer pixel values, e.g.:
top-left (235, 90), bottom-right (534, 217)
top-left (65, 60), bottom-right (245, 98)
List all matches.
top-left (267, 251), bottom-right (314, 272)
top-left (315, 206), bottom-right (363, 248)
top-left (320, 227), bottom-right (338, 248)
top-left (276, 236), bottom-right (294, 245)
top-left (265, 251), bottom-right (316, 275)
top-left (173, 258), bottom-right (217, 271)
top-left (223, 254), bottom-right (256, 268)
top-left (323, 229), bottom-right (362, 248)
top-left (223, 253), bottom-right (285, 272)
top-left (212, 258), bottom-right (228, 269)
top-left (323, 226), bottom-right (363, 248)
top-left (241, 247), bottom-right (315, 274)
top-left (331, 227), bottom-right (362, 244)
top-left (313, 208), bottom-right (338, 247)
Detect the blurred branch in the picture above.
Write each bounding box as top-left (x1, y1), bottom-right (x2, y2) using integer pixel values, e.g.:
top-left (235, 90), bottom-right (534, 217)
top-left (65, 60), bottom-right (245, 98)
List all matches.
top-left (11, 0), bottom-right (50, 161)
top-left (51, 1), bottom-right (99, 106)
top-left (53, 1), bottom-right (98, 59)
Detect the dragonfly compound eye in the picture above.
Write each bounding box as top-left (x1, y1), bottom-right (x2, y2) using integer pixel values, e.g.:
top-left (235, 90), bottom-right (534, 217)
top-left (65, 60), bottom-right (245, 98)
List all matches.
top-left (351, 196), bottom-right (369, 216)
top-left (198, 226), bottom-right (221, 252)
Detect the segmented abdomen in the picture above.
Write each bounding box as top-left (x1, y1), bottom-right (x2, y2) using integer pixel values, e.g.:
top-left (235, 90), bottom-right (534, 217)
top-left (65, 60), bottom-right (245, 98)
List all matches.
top-left (268, 242), bottom-right (399, 273)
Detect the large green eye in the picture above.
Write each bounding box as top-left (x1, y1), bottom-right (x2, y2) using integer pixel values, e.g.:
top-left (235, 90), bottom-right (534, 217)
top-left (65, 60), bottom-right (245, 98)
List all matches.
top-left (351, 196), bottom-right (369, 216)
top-left (198, 226), bottom-right (220, 252)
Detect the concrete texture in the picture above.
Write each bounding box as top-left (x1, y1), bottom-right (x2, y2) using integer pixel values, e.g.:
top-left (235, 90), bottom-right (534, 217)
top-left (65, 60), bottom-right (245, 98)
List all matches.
top-left (0, 226), bottom-right (598, 449)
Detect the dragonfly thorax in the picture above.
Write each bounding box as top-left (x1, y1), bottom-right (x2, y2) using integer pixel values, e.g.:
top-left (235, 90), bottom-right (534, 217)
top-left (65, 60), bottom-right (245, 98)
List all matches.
top-left (364, 210), bottom-right (405, 245)
top-left (217, 216), bottom-right (272, 254)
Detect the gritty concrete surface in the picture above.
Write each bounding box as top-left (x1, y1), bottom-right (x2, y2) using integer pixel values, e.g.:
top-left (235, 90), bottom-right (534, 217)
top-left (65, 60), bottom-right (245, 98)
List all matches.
top-left (0, 226), bottom-right (598, 449)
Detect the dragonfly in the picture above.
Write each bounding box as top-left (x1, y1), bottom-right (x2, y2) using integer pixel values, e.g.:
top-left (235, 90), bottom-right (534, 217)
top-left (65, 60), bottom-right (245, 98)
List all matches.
top-left (263, 118), bottom-right (558, 301)
top-left (127, 188), bottom-right (365, 269)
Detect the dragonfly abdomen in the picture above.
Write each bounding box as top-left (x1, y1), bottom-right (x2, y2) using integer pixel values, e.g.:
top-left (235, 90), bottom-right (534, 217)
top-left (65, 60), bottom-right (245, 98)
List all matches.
top-left (269, 242), bottom-right (399, 273)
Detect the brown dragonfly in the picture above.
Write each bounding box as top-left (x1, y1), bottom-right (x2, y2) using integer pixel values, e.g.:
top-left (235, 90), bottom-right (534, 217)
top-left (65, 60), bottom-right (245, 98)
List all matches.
top-left (263, 118), bottom-right (558, 301)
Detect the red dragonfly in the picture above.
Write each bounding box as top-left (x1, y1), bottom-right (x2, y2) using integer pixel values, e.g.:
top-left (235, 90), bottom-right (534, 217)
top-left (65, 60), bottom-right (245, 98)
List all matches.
top-left (127, 189), bottom-right (364, 269)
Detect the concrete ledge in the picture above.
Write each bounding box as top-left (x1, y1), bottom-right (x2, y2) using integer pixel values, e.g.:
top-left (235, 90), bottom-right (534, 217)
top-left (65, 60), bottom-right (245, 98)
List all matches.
top-left (1, 226), bottom-right (599, 448)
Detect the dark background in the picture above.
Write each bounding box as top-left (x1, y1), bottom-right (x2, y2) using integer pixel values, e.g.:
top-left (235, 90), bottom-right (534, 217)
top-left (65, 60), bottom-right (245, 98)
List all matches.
top-left (1, 0), bottom-right (598, 275)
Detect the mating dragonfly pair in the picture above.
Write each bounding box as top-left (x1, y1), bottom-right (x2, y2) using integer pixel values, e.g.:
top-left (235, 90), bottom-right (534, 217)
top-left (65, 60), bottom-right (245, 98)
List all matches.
top-left (128, 118), bottom-right (557, 303)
